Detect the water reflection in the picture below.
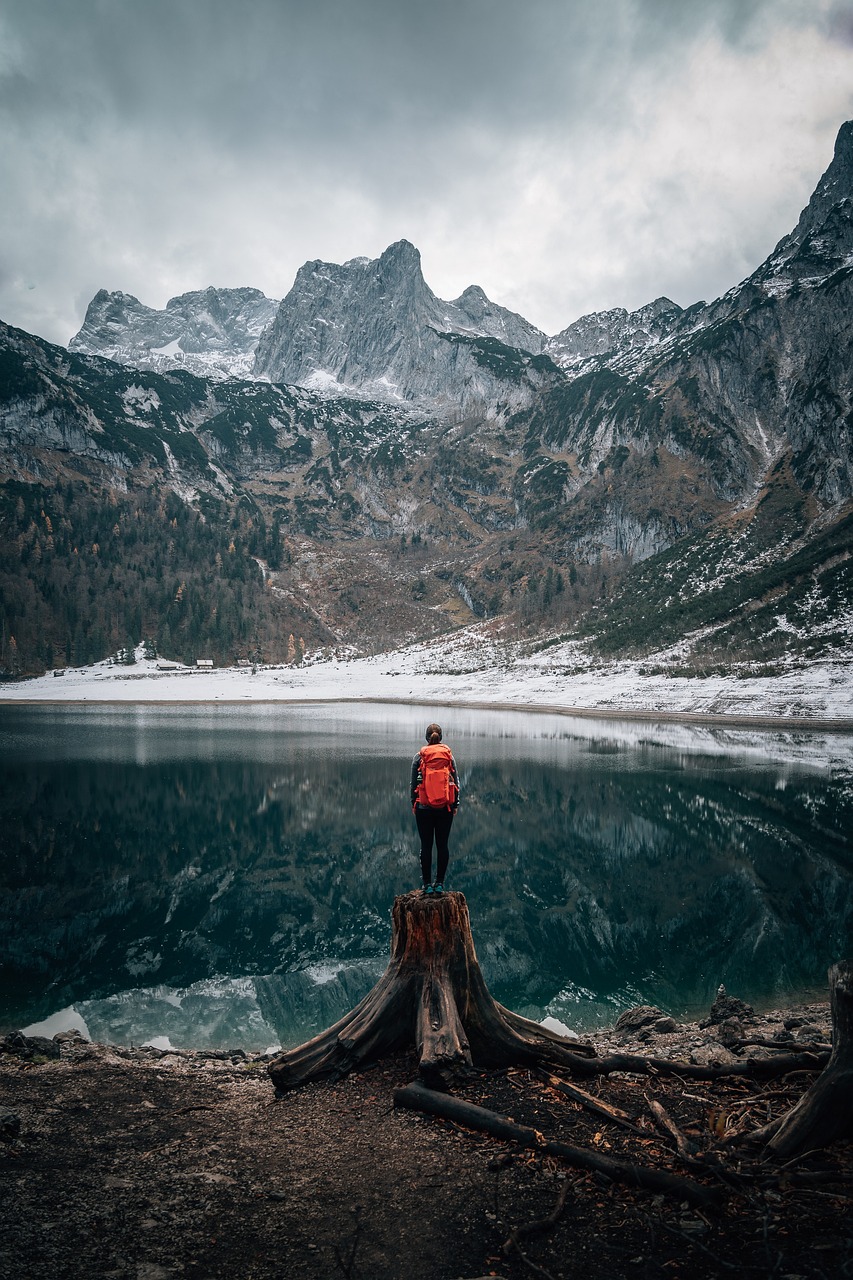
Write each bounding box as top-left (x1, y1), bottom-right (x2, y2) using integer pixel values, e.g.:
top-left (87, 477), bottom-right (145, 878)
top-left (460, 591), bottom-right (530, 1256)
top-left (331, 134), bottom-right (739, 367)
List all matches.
top-left (2, 703), bottom-right (852, 1048)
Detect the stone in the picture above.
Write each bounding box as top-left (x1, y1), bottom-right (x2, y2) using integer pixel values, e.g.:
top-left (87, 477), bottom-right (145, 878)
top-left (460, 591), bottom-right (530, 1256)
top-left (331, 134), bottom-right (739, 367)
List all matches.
top-left (714, 1017), bottom-right (744, 1049)
top-left (614, 1005), bottom-right (671, 1036)
top-left (706, 986), bottom-right (755, 1026)
top-left (1, 1031), bottom-right (61, 1060)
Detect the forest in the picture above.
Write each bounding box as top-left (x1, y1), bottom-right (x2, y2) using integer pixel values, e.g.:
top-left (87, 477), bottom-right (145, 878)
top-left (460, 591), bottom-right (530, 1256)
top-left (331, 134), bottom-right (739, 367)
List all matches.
top-left (0, 478), bottom-right (317, 675)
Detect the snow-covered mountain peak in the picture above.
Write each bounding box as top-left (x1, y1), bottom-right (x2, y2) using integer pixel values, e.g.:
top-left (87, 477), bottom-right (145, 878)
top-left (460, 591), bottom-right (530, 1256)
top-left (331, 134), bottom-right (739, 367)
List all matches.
top-left (69, 285), bottom-right (280, 380)
top-left (252, 241), bottom-right (547, 409)
top-left (545, 295), bottom-right (684, 372)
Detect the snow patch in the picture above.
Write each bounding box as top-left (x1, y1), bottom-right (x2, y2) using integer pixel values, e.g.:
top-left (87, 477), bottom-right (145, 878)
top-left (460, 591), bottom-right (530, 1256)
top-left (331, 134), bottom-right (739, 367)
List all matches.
top-left (6, 624), bottom-right (853, 740)
top-left (539, 1016), bottom-right (580, 1041)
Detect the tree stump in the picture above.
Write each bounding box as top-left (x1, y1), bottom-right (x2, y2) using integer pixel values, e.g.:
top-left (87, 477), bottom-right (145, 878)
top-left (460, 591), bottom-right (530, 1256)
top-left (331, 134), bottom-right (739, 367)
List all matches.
top-left (268, 890), bottom-right (595, 1093)
top-left (750, 959), bottom-right (853, 1159)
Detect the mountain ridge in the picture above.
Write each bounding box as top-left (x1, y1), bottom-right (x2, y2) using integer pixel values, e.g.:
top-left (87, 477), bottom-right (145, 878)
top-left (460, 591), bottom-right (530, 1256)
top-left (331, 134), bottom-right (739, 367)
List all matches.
top-left (3, 121), bottom-right (853, 676)
top-left (69, 285), bottom-right (280, 381)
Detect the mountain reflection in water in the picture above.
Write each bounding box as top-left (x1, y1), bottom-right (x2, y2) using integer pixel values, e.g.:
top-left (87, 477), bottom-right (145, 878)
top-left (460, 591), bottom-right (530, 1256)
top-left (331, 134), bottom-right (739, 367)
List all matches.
top-left (2, 703), bottom-right (852, 1050)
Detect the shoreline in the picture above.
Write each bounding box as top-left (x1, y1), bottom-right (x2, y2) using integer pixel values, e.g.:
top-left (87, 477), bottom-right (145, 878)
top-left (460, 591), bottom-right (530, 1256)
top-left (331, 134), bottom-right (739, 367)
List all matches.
top-left (0, 634), bottom-right (851, 730)
top-left (3, 691), bottom-right (853, 732)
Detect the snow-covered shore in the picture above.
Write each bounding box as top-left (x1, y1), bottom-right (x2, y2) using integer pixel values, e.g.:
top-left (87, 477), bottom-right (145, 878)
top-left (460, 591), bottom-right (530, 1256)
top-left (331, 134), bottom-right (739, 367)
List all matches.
top-left (2, 626), bottom-right (852, 728)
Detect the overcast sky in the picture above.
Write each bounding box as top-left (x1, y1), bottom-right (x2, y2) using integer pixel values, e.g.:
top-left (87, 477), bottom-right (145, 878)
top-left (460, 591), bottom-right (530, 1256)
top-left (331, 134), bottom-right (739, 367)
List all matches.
top-left (2, 0), bottom-right (853, 346)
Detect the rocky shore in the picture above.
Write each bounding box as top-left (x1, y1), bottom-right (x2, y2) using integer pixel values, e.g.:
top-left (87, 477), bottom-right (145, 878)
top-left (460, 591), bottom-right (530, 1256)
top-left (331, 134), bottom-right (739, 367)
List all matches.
top-left (1, 996), bottom-right (849, 1280)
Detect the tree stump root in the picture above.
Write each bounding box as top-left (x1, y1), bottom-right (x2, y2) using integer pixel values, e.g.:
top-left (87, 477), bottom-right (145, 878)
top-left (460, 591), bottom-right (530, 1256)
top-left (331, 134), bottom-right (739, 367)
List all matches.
top-left (746, 958), bottom-right (853, 1159)
top-left (268, 891), bottom-right (597, 1093)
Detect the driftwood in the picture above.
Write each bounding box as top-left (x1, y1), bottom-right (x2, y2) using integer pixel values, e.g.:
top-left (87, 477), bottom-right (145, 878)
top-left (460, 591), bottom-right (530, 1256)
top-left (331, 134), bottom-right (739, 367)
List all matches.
top-left (747, 959), bottom-right (853, 1159)
top-left (268, 891), bottom-right (596, 1092)
top-left (394, 1081), bottom-right (719, 1209)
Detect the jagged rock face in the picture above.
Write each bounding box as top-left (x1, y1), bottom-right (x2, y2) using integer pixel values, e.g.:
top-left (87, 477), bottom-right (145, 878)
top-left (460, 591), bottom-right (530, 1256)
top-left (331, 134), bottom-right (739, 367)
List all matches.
top-left (69, 286), bottom-right (279, 380)
top-left (642, 123), bottom-right (853, 507)
top-left (545, 296), bottom-right (684, 372)
top-left (516, 121), bottom-right (853, 512)
top-left (449, 283), bottom-right (545, 353)
top-left (779, 119), bottom-right (853, 250)
top-left (253, 239), bottom-right (548, 414)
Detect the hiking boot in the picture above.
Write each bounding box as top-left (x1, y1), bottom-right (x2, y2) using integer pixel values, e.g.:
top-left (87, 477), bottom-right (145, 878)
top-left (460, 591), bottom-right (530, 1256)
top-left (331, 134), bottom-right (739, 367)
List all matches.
top-left (432, 882), bottom-right (444, 896)
top-left (422, 882), bottom-right (434, 896)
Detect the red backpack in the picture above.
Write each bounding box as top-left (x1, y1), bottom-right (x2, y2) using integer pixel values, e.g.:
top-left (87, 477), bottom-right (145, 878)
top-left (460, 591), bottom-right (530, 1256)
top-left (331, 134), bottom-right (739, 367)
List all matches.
top-left (417, 743), bottom-right (458, 809)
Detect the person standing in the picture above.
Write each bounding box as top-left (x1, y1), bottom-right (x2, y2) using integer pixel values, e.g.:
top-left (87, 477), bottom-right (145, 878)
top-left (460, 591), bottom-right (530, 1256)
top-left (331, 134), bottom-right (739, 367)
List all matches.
top-left (411, 722), bottom-right (459, 896)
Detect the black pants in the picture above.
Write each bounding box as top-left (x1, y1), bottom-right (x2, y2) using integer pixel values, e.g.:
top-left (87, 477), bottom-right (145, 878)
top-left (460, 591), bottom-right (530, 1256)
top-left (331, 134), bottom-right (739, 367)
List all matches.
top-left (416, 806), bottom-right (454, 885)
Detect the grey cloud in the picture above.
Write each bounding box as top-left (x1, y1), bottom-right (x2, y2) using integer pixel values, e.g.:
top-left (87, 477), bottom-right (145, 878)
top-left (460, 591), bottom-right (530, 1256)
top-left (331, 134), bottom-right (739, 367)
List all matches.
top-left (3, 2), bottom-right (786, 132)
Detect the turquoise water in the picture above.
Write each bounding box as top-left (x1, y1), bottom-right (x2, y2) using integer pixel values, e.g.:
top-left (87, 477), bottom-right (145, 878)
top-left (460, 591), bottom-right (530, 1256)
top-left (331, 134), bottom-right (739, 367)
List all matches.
top-left (2, 702), bottom-right (852, 1049)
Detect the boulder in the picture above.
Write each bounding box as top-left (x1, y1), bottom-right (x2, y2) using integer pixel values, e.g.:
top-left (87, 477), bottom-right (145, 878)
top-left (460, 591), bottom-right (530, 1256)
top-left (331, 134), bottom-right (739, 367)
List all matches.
top-left (614, 1005), bottom-right (672, 1037)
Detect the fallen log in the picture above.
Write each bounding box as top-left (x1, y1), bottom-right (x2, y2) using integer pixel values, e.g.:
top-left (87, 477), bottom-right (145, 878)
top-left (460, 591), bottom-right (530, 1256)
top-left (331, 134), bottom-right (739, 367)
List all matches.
top-left (268, 891), bottom-right (596, 1093)
top-left (746, 959), bottom-right (853, 1159)
top-left (394, 1080), bottom-right (720, 1209)
top-left (547, 1047), bottom-right (830, 1082)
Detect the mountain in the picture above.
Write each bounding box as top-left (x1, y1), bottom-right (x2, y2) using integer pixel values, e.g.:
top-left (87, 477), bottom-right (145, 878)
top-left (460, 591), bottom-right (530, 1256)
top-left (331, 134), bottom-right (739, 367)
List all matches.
top-left (69, 285), bottom-right (280, 380)
top-left (253, 239), bottom-right (548, 412)
top-left (3, 123), bottom-right (853, 677)
top-left (544, 296), bottom-right (686, 373)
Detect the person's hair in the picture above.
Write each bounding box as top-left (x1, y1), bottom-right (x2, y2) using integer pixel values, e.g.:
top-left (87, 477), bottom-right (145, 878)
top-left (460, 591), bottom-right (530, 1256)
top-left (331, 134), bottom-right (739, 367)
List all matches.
top-left (425, 723), bottom-right (442, 744)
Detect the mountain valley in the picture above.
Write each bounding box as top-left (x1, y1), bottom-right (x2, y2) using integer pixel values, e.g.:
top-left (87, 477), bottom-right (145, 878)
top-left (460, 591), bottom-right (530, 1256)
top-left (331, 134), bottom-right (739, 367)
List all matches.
top-left (2, 124), bottom-right (852, 678)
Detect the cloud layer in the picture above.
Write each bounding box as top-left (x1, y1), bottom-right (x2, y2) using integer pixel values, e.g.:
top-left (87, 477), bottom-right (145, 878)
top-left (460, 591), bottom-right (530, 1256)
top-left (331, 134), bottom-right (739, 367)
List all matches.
top-left (2, 0), bottom-right (852, 344)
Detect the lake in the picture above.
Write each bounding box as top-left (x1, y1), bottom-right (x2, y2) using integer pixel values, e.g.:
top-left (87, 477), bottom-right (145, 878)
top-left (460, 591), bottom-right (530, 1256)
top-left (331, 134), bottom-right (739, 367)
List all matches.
top-left (2, 702), bottom-right (852, 1051)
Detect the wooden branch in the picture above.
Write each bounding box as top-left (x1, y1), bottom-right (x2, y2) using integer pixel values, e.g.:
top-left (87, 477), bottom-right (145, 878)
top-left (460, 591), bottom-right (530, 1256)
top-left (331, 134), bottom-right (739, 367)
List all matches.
top-left (545, 1047), bottom-right (830, 1082)
top-left (503, 1177), bottom-right (572, 1250)
top-left (646, 1097), bottom-right (701, 1166)
top-left (394, 1081), bottom-right (720, 1209)
top-left (728, 1037), bottom-right (829, 1055)
top-left (502, 1180), bottom-right (571, 1280)
top-left (535, 1069), bottom-right (646, 1135)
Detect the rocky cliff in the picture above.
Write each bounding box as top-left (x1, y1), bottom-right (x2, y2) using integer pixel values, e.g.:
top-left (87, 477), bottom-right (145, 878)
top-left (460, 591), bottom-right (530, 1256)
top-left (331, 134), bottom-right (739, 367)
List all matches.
top-left (252, 238), bottom-right (549, 416)
top-left (545, 296), bottom-right (685, 372)
top-left (69, 285), bottom-right (279, 380)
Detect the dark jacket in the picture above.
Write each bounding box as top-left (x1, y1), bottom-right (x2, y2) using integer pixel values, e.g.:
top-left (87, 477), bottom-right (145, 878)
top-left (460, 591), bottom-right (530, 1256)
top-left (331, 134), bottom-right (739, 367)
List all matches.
top-left (411, 747), bottom-right (460, 811)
